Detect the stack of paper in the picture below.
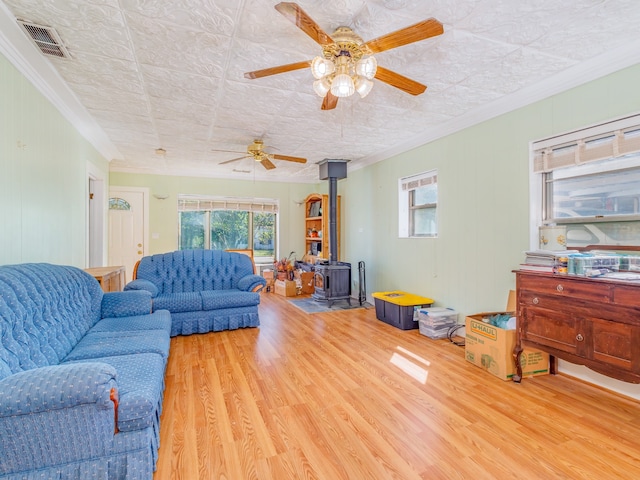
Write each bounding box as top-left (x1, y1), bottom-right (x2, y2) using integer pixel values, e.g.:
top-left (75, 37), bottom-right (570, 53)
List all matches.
top-left (519, 249), bottom-right (579, 274)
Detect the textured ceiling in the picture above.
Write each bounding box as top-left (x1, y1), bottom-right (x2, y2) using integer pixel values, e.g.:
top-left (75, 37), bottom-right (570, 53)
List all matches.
top-left (2, 0), bottom-right (640, 183)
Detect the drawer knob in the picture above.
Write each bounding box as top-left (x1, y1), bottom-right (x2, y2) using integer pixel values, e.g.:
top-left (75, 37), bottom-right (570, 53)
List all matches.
top-left (532, 297), bottom-right (539, 305)
top-left (576, 333), bottom-right (584, 342)
top-left (556, 284), bottom-right (564, 292)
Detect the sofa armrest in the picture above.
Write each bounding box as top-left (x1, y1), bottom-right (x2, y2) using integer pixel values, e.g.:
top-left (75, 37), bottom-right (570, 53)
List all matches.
top-left (124, 278), bottom-right (159, 297)
top-left (0, 363), bottom-right (118, 475)
top-left (0, 363), bottom-right (116, 416)
top-left (237, 274), bottom-right (267, 293)
top-left (101, 290), bottom-right (153, 318)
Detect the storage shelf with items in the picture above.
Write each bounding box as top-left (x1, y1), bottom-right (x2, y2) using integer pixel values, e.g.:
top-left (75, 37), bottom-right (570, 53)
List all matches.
top-left (304, 193), bottom-right (340, 262)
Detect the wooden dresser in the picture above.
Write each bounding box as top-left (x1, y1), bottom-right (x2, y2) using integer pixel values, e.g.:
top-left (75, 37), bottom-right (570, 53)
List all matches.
top-left (84, 266), bottom-right (126, 292)
top-left (514, 270), bottom-right (640, 383)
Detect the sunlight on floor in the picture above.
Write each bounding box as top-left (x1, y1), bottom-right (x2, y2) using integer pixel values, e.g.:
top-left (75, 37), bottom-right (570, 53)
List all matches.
top-left (389, 346), bottom-right (431, 384)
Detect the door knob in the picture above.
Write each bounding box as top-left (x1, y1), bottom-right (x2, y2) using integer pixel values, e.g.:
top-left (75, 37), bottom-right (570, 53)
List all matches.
top-left (138, 251), bottom-right (143, 255)
top-left (576, 333), bottom-right (584, 342)
top-left (137, 243), bottom-right (142, 247)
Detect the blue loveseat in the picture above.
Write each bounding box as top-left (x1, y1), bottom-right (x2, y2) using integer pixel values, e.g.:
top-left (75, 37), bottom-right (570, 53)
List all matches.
top-left (0, 263), bottom-right (172, 480)
top-left (125, 250), bottom-right (266, 336)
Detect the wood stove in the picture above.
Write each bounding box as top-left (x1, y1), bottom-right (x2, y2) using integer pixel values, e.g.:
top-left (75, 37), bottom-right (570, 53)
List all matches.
top-left (311, 159), bottom-right (351, 306)
top-left (312, 261), bottom-right (351, 306)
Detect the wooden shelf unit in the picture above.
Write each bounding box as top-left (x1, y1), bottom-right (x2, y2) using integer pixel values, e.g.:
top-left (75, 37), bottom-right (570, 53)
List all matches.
top-left (304, 193), bottom-right (340, 262)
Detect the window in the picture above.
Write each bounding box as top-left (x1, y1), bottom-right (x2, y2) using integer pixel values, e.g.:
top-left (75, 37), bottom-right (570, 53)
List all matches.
top-left (399, 170), bottom-right (438, 238)
top-left (178, 195), bottom-right (278, 264)
top-left (109, 197), bottom-right (131, 210)
top-left (533, 114), bottom-right (640, 248)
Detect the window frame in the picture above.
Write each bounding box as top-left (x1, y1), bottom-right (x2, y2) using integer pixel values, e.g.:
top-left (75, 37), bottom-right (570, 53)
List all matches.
top-left (531, 112), bottom-right (640, 249)
top-left (177, 195), bottom-right (278, 264)
top-left (399, 170), bottom-right (438, 238)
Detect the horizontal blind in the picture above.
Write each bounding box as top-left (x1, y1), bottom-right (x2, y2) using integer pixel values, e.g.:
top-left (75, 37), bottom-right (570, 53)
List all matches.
top-left (533, 116), bottom-right (640, 173)
top-left (400, 170), bottom-right (437, 191)
top-left (177, 195), bottom-right (278, 213)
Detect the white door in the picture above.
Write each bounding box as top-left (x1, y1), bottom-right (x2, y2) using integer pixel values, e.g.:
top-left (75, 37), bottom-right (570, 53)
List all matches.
top-left (108, 188), bottom-right (148, 282)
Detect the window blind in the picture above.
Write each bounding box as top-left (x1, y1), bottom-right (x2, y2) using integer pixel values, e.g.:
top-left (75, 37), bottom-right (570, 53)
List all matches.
top-left (177, 195), bottom-right (279, 213)
top-left (400, 170), bottom-right (437, 191)
top-left (532, 114), bottom-right (640, 173)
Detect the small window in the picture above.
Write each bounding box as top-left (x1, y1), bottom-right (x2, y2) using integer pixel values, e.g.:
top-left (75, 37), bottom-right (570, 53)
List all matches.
top-left (109, 198), bottom-right (131, 210)
top-left (399, 170), bottom-right (438, 238)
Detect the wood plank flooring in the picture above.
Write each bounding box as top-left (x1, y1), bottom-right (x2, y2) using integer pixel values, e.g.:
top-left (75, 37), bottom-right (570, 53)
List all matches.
top-left (154, 292), bottom-right (640, 479)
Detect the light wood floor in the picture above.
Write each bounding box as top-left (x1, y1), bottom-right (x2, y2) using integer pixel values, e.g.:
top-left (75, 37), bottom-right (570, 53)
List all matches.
top-left (154, 292), bottom-right (640, 479)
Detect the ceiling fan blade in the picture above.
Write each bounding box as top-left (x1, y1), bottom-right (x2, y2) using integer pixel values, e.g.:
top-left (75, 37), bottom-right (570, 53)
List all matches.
top-left (244, 60), bottom-right (311, 79)
top-left (363, 18), bottom-right (443, 54)
top-left (321, 91), bottom-right (338, 110)
top-left (260, 158), bottom-right (277, 170)
top-left (274, 2), bottom-right (334, 46)
top-left (211, 148), bottom-right (245, 154)
top-left (272, 154), bottom-right (307, 164)
top-left (219, 155), bottom-right (250, 165)
top-left (374, 66), bottom-right (427, 96)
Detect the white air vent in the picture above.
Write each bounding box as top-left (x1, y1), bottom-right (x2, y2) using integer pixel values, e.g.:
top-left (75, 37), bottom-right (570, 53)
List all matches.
top-left (18, 20), bottom-right (70, 58)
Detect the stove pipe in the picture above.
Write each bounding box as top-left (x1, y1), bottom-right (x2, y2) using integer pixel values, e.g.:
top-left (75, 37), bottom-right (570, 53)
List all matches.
top-left (318, 159), bottom-right (348, 264)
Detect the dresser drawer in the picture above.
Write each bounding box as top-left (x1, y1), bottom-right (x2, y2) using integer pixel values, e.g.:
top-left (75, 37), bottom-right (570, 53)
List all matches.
top-left (612, 285), bottom-right (640, 308)
top-left (518, 274), bottom-right (611, 303)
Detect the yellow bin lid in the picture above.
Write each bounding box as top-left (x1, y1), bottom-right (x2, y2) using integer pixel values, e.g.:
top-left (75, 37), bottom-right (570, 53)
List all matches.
top-left (372, 291), bottom-right (434, 306)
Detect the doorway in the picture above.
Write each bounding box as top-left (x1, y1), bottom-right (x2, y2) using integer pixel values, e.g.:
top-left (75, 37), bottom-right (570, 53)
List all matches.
top-left (87, 166), bottom-right (105, 268)
top-left (108, 187), bottom-right (149, 282)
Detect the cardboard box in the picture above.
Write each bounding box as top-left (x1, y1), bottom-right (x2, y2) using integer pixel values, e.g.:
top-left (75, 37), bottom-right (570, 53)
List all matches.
top-left (275, 279), bottom-right (297, 297)
top-left (262, 268), bottom-right (275, 293)
top-left (262, 269), bottom-right (274, 280)
top-left (464, 291), bottom-right (549, 381)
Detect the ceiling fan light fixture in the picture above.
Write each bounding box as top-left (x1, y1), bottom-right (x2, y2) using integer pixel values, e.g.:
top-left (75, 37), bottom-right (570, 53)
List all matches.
top-left (313, 77), bottom-right (331, 97)
top-left (331, 73), bottom-right (355, 97)
top-left (356, 56), bottom-right (377, 80)
top-left (311, 56), bottom-right (335, 79)
top-left (355, 77), bottom-right (374, 98)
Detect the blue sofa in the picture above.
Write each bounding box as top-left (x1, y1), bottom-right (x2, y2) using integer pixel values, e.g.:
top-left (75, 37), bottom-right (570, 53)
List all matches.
top-left (125, 250), bottom-right (266, 336)
top-left (0, 263), bottom-right (172, 480)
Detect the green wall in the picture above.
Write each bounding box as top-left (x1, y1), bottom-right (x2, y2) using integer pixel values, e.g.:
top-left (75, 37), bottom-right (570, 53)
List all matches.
top-left (5, 43), bottom-right (637, 395)
top-left (0, 53), bottom-right (109, 267)
top-left (109, 172), bottom-right (319, 261)
top-left (110, 63), bottom-right (640, 316)
top-left (341, 63), bottom-right (640, 316)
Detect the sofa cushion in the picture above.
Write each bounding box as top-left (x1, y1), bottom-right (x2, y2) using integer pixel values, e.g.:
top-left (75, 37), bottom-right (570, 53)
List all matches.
top-left (200, 290), bottom-right (261, 311)
top-left (90, 310), bottom-right (172, 335)
top-left (63, 330), bottom-right (170, 362)
top-left (153, 292), bottom-right (202, 313)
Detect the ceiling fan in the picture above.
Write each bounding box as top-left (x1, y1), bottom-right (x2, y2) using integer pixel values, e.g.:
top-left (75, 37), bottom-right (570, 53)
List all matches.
top-left (213, 140), bottom-right (307, 170)
top-left (244, 2), bottom-right (444, 110)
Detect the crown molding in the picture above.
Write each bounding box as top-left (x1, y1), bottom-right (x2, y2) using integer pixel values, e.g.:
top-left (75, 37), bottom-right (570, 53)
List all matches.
top-left (108, 164), bottom-right (318, 184)
top-left (354, 39), bottom-right (640, 172)
top-left (0, 1), bottom-right (121, 162)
